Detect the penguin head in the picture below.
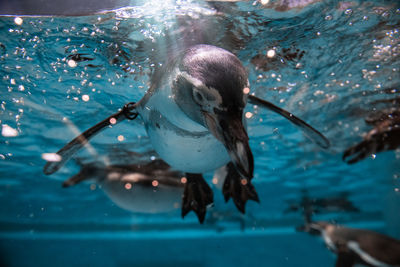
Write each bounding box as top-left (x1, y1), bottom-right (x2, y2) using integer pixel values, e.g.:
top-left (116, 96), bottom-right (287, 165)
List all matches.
top-left (173, 45), bottom-right (253, 179)
top-left (298, 221), bottom-right (332, 236)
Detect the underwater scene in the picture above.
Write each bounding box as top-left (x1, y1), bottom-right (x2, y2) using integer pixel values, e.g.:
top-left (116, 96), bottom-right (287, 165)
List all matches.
top-left (1, 0), bottom-right (400, 266)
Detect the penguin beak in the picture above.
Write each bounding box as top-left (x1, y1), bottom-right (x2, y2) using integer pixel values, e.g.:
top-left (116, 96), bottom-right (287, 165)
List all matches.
top-left (204, 111), bottom-right (254, 179)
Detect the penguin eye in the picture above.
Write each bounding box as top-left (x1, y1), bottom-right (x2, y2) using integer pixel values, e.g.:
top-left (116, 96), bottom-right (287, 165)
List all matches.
top-left (193, 88), bottom-right (205, 104)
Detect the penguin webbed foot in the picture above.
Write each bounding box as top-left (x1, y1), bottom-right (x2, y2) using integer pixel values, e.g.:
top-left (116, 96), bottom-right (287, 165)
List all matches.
top-left (181, 173), bottom-right (214, 224)
top-left (222, 163), bottom-right (259, 213)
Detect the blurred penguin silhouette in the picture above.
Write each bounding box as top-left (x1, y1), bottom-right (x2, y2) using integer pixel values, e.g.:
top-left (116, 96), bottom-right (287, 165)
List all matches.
top-left (299, 221), bottom-right (400, 267)
top-left (343, 108), bottom-right (400, 164)
top-left (63, 158), bottom-right (185, 214)
top-left (285, 190), bottom-right (359, 224)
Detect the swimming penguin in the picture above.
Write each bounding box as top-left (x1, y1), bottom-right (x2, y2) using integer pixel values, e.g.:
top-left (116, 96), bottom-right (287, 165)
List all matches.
top-left (285, 191), bottom-right (359, 224)
top-left (299, 221), bottom-right (400, 267)
top-left (43, 44), bottom-right (329, 223)
top-left (63, 158), bottom-right (185, 214)
top-left (343, 109), bottom-right (400, 164)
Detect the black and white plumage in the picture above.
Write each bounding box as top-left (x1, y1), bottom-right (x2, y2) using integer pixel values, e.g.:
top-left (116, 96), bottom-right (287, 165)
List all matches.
top-left (44, 44), bottom-right (329, 223)
top-left (301, 221), bottom-right (400, 267)
top-left (139, 45), bottom-right (251, 176)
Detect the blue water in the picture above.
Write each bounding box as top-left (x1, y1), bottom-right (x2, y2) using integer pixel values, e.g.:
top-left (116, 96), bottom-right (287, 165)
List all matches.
top-left (0, 1), bottom-right (400, 266)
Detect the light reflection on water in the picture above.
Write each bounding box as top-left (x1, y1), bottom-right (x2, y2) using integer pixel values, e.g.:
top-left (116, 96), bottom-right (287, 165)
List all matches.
top-left (0, 0), bottom-right (400, 265)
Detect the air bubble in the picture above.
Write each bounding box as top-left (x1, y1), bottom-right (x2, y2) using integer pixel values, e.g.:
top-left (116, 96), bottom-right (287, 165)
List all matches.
top-left (14, 17), bottom-right (23, 25)
top-left (2, 124), bottom-right (18, 137)
top-left (344, 9), bottom-right (352, 15)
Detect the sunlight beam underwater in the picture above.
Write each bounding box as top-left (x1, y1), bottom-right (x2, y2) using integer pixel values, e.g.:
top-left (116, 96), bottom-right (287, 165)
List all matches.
top-left (43, 44), bottom-right (330, 224)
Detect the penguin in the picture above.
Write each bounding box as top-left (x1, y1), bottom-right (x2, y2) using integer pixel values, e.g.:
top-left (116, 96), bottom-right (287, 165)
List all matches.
top-left (285, 191), bottom-right (359, 225)
top-left (343, 109), bottom-right (400, 164)
top-left (63, 158), bottom-right (185, 214)
top-left (43, 44), bottom-right (329, 223)
top-left (299, 221), bottom-right (400, 267)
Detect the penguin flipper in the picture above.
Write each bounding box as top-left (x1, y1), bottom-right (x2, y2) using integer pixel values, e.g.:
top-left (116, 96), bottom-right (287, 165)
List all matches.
top-left (62, 162), bottom-right (101, 187)
top-left (222, 163), bottom-right (259, 213)
top-left (342, 140), bottom-right (374, 164)
top-left (343, 127), bottom-right (400, 164)
top-left (43, 102), bottom-right (138, 175)
top-left (248, 95), bottom-right (330, 149)
top-left (335, 252), bottom-right (356, 267)
top-left (62, 173), bottom-right (89, 188)
top-left (181, 173), bottom-right (214, 224)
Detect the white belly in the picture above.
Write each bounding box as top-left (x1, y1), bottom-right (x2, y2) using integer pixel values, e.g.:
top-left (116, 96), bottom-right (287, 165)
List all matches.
top-left (137, 87), bottom-right (230, 173)
top-left (102, 179), bottom-right (183, 213)
top-left (144, 109), bottom-right (230, 173)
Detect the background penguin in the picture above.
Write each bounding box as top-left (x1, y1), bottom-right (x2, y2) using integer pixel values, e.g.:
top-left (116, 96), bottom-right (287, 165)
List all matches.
top-left (343, 109), bottom-right (400, 164)
top-left (43, 44), bottom-right (329, 223)
top-left (284, 190), bottom-right (359, 224)
top-left (299, 221), bottom-right (400, 267)
top-left (63, 158), bottom-right (185, 214)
